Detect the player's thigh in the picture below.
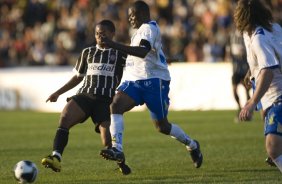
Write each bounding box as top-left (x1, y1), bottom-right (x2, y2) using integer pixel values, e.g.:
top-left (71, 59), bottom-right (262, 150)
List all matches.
top-left (60, 99), bottom-right (86, 128)
top-left (265, 104), bottom-right (282, 156)
top-left (89, 98), bottom-right (111, 133)
top-left (111, 91), bottom-right (136, 113)
top-left (112, 81), bottom-right (140, 114)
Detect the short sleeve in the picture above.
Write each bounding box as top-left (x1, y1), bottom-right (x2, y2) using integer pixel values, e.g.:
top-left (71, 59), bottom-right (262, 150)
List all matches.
top-left (252, 35), bottom-right (279, 69)
top-left (73, 48), bottom-right (89, 77)
top-left (138, 24), bottom-right (157, 49)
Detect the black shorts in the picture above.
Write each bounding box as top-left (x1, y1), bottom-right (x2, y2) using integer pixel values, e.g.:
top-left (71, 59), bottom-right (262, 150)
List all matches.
top-left (67, 93), bottom-right (112, 133)
top-left (232, 73), bottom-right (245, 85)
top-left (232, 56), bottom-right (249, 85)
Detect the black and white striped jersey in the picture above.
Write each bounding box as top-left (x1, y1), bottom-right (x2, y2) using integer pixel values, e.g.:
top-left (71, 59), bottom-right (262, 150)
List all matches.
top-left (73, 45), bottom-right (126, 98)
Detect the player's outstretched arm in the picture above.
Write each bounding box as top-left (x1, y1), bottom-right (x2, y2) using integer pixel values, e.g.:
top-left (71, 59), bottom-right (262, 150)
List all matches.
top-left (46, 92), bottom-right (60, 103)
top-left (102, 36), bottom-right (149, 58)
top-left (46, 75), bottom-right (83, 103)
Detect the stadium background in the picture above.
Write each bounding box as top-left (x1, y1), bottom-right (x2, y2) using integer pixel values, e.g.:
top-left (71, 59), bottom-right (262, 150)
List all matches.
top-left (0, 0), bottom-right (282, 111)
top-left (1, 1), bottom-right (282, 183)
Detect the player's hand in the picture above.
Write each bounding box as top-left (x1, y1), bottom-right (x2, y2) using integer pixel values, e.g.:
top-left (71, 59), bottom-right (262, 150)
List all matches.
top-left (46, 93), bottom-right (59, 103)
top-left (243, 70), bottom-right (252, 90)
top-left (239, 100), bottom-right (256, 121)
top-left (243, 77), bottom-right (252, 90)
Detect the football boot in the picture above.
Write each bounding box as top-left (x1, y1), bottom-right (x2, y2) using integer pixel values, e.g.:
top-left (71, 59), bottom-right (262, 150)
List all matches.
top-left (41, 155), bottom-right (61, 172)
top-left (100, 147), bottom-right (125, 163)
top-left (117, 161), bottom-right (131, 175)
top-left (188, 140), bottom-right (203, 168)
top-left (265, 157), bottom-right (276, 167)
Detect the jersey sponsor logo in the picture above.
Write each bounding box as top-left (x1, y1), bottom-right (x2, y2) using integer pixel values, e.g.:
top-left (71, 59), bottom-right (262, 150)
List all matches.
top-left (126, 62), bottom-right (134, 67)
top-left (144, 81), bottom-right (152, 87)
top-left (87, 63), bottom-right (115, 76)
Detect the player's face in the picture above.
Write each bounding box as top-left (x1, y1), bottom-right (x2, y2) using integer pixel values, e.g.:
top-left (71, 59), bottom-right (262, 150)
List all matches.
top-left (128, 7), bottom-right (141, 29)
top-left (95, 25), bottom-right (114, 48)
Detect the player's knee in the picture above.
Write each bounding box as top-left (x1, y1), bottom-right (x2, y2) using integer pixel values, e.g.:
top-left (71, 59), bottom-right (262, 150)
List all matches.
top-left (266, 140), bottom-right (282, 159)
top-left (110, 101), bottom-right (118, 113)
top-left (266, 145), bottom-right (282, 159)
top-left (159, 126), bottom-right (170, 135)
top-left (59, 116), bottom-right (73, 129)
top-left (154, 121), bottom-right (171, 135)
top-left (267, 149), bottom-right (279, 160)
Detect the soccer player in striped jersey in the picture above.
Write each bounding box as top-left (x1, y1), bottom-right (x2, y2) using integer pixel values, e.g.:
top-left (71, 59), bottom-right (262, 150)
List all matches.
top-left (41, 20), bottom-right (131, 175)
top-left (100, 1), bottom-right (203, 169)
top-left (235, 0), bottom-right (282, 173)
top-left (228, 28), bottom-right (250, 122)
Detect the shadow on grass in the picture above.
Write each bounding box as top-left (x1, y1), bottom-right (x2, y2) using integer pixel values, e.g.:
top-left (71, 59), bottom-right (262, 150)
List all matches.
top-left (227, 168), bottom-right (277, 173)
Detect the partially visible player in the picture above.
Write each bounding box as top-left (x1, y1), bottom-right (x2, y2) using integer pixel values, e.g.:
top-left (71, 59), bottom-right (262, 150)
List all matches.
top-left (99, 0), bottom-right (203, 169)
top-left (235, 0), bottom-right (282, 173)
top-left (41, 20), bottom-right (131, 175)
top-left (228, 28), bottom-right (250, 122)
top-left (244, 68), bottom-right (278, 167)
top-left (245, 69), bottom-right (277, 167)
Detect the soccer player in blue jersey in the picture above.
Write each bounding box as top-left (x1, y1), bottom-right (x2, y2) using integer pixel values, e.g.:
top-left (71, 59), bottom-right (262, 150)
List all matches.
top-left (235, 0), bottom-right (282, 173)
top-left (100, 0), bottom-right (203, 169)
top-left (41, 20), bottom-right (131, 175)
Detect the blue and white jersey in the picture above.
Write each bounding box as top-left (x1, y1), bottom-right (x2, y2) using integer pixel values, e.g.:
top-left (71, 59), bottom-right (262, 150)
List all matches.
top-left (243, 23), bottom-right (282, 110)
top-left (122, 20), bottom-right (171, 81)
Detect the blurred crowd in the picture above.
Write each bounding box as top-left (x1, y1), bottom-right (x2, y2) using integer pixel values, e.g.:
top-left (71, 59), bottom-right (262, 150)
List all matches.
top-left (0, 0), bottom-right (281, 67)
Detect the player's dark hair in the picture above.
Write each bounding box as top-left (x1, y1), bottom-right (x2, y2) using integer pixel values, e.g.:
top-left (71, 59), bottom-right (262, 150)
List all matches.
top-left (234, 0), bottom-right (273, 35)
top-left (97, 19), bottom-right (115, 33)
top-left (133, 1), bottom-right (150, 15)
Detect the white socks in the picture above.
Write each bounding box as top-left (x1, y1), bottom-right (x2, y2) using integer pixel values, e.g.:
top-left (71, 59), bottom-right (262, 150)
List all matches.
top-left (109, 116), bottom-right (196, 152)
top-left (273, 155), bottom-right (282, 173)
top-left (110, 114), bottom-right (124, 151)
top-left (169, 123), bottom-right (197, 150)
top-left (52, 151), bottom-right (62, 161)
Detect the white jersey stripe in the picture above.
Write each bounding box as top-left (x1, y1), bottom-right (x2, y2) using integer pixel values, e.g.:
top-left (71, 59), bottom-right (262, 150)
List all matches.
top-left (159, 79), bottom-right (165, 118)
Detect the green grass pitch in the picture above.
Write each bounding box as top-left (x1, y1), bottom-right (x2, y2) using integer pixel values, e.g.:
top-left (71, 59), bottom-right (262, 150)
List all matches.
top-left (0, 110), bottom-right (281, 183)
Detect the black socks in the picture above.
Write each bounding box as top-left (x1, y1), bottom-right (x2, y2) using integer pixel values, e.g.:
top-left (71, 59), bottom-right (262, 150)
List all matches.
top-left (53, 127), bottom-right (69, 156)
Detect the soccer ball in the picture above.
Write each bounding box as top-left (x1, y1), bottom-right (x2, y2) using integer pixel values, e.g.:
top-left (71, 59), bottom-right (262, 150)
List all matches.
top-left (13, 160), bottom-right (38, 183)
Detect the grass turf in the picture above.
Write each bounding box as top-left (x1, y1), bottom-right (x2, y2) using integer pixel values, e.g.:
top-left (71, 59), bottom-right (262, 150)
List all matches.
top-left (0, 110), bottom-right (281, 184)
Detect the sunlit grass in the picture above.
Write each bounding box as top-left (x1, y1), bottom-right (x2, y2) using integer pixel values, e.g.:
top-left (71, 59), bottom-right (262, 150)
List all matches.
top-left (0, 110), bottom-right (281, 184)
